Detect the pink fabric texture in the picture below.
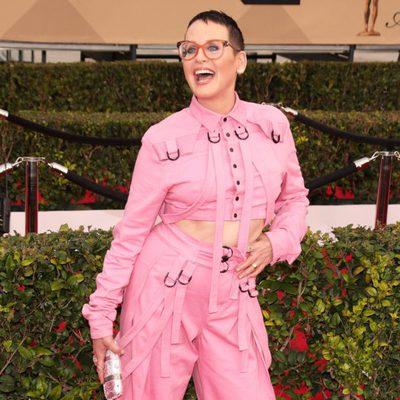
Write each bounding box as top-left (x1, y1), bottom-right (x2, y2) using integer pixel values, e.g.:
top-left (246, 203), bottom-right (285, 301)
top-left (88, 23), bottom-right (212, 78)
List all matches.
top-left (82, 94), bottom-right (309, 339)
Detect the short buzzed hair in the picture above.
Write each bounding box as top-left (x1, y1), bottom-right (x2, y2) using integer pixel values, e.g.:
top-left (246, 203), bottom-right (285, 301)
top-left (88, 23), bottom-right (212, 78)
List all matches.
top-left (187, 10), bottom-right (245, 51)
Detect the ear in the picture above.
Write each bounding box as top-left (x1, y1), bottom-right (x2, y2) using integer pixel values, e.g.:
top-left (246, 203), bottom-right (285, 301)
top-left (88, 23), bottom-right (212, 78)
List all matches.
top-left (236, 51), bottom-right (247, 75)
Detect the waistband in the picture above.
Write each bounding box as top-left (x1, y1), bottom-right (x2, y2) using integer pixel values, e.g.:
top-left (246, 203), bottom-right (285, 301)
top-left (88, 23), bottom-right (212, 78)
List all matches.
top-left (153, 222), bottom-right (246, 268)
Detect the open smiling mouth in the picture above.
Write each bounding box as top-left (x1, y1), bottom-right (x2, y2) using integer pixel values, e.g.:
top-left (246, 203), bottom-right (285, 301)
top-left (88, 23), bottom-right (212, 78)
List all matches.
top-left (195, 69), bottom-right (215, 82)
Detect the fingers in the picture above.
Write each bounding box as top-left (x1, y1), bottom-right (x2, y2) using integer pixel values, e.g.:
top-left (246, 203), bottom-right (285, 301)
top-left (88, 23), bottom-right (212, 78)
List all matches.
top-left (92, 336), bottom-right (125, 384)
top-left (236, 258), bottom-right (264, 279)
top-left (96, 356), bottom-right (105, 384)
top-left (102, 336), bottom-right (125, 356)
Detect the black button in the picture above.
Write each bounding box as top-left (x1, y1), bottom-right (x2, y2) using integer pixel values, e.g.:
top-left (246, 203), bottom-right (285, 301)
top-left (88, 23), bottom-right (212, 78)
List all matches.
top-left (235, 196), bottom-right (239, 201)
top-left (233, 164), bottom-right (237, 168)
top-left (234, 213), bottom-right (238, 218)
top-left (226, 132), bottom-right (230, 137)
top-left (236, 180), bottom-right (240, 185)
top-left (229, 148), bottom-right (234, 152)
top-left (223, 117), bottom-right (227, 122)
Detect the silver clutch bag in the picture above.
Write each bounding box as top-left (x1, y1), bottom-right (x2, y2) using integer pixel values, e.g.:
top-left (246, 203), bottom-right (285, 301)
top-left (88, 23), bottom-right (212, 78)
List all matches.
top-left (103, 349), bottom-right (123, 399)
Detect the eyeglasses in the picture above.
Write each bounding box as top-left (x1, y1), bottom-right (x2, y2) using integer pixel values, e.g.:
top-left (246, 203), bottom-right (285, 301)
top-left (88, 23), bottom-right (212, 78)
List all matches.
top-left (176, 39), bottom-right (241, 61)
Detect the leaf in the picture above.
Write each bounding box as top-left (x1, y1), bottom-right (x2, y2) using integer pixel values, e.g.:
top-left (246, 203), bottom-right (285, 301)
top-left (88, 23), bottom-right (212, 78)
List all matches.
top-left (51, 280), bottom-right (65, 291)
top-left (353, 266), bottom-right (364, 275)
top-left (39, 356), bottom-right (55, 367)
top-left (67, 273), bottom-right (84, 286)
top-left (33, 346), bottom-right (53, 356)
top-left (332, 298), bottom-right (343, 306)
top-left (18, 345), bottom-right (34, 360)
top-left (59, 224), bottom-right (70, 233)
top-left (2, 340), bottom-right (12, 352)
top-left (49, 385), bottom-right (63, 400)
top-left (23, 266), bottom-right (34, 277)
top-left (365, 287), bottom-right (377, 296)
top-left (314, 299), bottom-right (326, 314)
top-left (0, 375), bottom-right (15, 393)
top-left (21, 258), bottom-right (35, 266)
top-left (382, 299), bottom-right (391, 307)
top-left (5, 254), bottom-right (15, 270)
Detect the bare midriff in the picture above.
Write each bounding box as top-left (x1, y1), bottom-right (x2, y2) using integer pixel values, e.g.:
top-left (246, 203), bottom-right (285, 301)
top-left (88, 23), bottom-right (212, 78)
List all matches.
top-left (174, 219), bottom-right (265, 247)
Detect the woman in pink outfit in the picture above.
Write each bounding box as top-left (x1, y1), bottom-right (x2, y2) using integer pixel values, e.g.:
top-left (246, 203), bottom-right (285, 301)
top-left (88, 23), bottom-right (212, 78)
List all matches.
top-left (82, 10), bottom-right (308, 400)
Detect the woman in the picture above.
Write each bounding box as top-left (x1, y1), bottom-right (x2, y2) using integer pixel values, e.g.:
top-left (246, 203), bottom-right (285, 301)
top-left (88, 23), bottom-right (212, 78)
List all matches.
top-left (82, 10), bottom-right (308, 400)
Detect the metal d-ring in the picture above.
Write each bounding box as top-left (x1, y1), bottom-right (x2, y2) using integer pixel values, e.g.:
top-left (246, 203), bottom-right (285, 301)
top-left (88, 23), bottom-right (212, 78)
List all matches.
top-left (220, 262), bottom-right (230, 273)
top-left (248, 288), bottom-right (259, 298)
top-left (167, 149), bottom-right (180, 161)
top-left (222, 245), bottom-right (233, 258)
top-left (207, 132), bottom-right (221, 143)
top-left (239, 282), bottom-right (249, 293)
top-left (271, 129), bottom-right (280, 143)
top-left (220, 245), bottom-right (233, 273)
top-left (164, 270), bottom-right (183, 287)
top-left (234, 127), bottom-right (249, 140)
top-left (178, 273), bottom-right (192, 285)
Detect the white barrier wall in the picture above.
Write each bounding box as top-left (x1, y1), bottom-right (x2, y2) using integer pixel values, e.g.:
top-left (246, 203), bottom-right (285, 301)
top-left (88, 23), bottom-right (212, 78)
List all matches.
top-left (8, 205), bottom-right (400, 235)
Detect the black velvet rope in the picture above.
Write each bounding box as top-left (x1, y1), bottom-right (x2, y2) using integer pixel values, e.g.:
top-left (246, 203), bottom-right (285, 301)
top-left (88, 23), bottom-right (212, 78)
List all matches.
top-left (305, 162), bottom-right (360, 191)
top-left (294, 113), bottom-right (400, 148)
top-left (6, 113), bottom-right (141, 147)
top-left (63, 170), bottom-right (128, 203)
top-left (49, 159), bottom-right (365, 203)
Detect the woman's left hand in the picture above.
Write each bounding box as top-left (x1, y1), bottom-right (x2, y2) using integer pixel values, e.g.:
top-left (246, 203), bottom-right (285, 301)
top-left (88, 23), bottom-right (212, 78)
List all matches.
top-left (236, 233), bottom-right (273, 279)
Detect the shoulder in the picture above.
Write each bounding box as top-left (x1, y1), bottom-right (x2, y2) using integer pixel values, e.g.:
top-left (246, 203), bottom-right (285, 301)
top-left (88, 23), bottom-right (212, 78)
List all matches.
top-left (244, 100), bottom-right (289, 127)
top-left (243, 100), bottom-right (290, 142)
top-left (142, 107), bottom-right (201, 145)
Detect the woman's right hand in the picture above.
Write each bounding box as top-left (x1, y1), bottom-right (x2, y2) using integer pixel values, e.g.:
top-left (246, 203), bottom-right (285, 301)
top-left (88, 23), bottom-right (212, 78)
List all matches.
top-left (92, 336), bottom-right (124, 383)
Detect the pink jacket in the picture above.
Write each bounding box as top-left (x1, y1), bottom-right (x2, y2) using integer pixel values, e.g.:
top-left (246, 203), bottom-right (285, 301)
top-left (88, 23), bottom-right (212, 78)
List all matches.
top-left (82, 94), bottom-right (309, 339)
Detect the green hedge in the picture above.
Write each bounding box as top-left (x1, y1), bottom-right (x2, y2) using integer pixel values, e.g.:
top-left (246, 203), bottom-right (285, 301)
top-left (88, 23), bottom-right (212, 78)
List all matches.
top-left (0, 62), bottom-right (399, 113)
top-left (0, 223), bottom-right (399, 399)
top-left (1, 110), bottom-right (399, 209)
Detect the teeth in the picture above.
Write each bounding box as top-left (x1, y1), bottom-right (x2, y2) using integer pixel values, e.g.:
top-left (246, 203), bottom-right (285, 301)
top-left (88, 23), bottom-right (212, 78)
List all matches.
top-left (195, 69), bottom-right (214, 75)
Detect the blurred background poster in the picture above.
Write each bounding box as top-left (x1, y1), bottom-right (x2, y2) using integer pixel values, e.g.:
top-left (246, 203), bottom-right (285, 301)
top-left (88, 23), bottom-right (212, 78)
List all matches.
top-left (0, 0), bottom-right (398, 45)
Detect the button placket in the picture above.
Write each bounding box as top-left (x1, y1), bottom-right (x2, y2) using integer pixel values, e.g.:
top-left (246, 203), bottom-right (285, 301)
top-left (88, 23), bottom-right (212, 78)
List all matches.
top-left (222, 118), bottom-right (245, 220)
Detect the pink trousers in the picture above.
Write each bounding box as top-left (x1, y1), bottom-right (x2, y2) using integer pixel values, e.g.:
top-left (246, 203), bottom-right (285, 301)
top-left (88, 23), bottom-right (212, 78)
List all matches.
top-left (117, 222), bottom-right (276, 400)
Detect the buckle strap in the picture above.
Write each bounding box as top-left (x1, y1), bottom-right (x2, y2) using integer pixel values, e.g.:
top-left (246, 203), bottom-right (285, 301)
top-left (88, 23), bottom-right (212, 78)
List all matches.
top-left (119, 287), bottom-right (176, 379)
top-left (171, 262), bottom-right (197, 344)
top-left (209, 143), bottom-right (226, 313)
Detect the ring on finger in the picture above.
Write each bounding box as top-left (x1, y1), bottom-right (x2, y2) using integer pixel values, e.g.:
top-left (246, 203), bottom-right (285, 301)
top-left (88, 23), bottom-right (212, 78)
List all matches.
top-left (251, 262), bottom-right (258, 269)
top-left (93, 355), bottom-right (98, 365)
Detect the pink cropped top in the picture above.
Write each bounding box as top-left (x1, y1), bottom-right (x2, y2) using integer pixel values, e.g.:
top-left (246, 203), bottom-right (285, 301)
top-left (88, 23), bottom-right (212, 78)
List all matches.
top-left (161, 100), bottom-right (267, 221)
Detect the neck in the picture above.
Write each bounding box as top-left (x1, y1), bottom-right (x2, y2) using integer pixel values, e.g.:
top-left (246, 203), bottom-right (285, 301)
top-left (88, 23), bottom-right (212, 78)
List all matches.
top-left (197, 92), bottom-right (236, 115)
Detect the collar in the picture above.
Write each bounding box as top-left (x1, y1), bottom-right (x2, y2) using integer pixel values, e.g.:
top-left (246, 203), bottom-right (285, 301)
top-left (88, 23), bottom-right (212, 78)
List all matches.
top-left (189, 92), bottom-right (248, 133)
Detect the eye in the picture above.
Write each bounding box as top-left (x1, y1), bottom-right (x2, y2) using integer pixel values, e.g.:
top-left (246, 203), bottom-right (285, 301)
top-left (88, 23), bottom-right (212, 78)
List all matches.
top-left (207, 43), bottom-right (221, 53)
top-left (185, 45), bottom-right (197, 55)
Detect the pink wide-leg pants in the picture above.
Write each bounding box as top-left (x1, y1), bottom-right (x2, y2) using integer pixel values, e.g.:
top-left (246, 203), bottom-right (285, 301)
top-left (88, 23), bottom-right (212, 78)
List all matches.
top-left (116, 222), bottom-right (276, 400)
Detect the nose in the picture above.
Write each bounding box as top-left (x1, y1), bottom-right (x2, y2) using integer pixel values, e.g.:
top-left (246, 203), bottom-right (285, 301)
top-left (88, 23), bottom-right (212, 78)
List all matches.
top-left (195, 46), bottom-right (207, 62)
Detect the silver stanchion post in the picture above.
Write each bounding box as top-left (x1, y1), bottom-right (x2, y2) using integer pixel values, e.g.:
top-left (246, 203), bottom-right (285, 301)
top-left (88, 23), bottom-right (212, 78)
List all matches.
top-left (374, 152), bottom-right (393, 229)
top-left (24, 157), bottom-right (45, 234)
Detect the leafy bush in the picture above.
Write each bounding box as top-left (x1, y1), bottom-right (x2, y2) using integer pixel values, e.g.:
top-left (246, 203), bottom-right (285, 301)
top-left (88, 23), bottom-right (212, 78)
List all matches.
top-left (0, 223), bottom-right (399, 399)
top-left (0, 62), bottom-right (398, 113)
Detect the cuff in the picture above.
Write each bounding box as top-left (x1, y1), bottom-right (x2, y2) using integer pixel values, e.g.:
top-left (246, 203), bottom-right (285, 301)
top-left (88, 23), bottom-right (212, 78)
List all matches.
top-left (264, 229), bottom-right (299, 265)
top-left (82, 304), bottom-right (114, 339)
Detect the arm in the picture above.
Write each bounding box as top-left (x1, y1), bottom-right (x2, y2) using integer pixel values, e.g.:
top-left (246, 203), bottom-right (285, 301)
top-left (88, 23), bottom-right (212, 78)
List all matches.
top-left (82, 133), bottom-right (167, 339)
top-left (264, 120), bottom-right (309, 265)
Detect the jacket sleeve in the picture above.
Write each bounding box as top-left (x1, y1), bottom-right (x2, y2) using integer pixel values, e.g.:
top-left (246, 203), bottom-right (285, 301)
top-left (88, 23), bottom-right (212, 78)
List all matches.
top-left (264, 119), bottom-right (309, 265)
top-left (82, 133), bottom-right (167, 339)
